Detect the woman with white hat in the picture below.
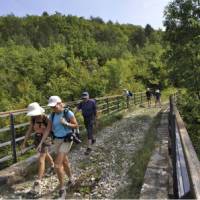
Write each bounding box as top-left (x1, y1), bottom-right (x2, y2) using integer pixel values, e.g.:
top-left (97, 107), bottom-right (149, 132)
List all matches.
top-left (21, 102), bottom-right (54, 194)
top-left (37, 96), bottom-right (78, 198)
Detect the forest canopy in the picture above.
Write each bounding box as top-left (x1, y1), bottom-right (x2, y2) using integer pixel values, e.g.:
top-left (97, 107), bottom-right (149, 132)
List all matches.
top-left (0, 13), bottom-right (166, 111)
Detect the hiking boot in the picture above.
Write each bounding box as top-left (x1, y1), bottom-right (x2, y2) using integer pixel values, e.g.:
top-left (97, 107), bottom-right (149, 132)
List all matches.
top-left (84, 147), bottom-right (92, 155)
top-left (59, 189), bottom-right (66, 198)
top-left (92, 139), bottom-right (96, 144)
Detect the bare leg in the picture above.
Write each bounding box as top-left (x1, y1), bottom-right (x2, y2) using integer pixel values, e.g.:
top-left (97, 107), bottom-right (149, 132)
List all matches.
top-left (63, 155), bottom-right (72, 179)
top-left (54, 152), bottom-right (65, 189)
top-left (38, 153), bottom-right (46, 180)
top-left (45, 151), bottom-right (54, 166)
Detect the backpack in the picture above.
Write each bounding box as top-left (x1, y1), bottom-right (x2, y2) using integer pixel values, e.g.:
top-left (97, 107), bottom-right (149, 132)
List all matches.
top-left (51, 108), bottom-right (81, 144)
top-left (32, 115), bottom-right (48, 127)
top-left (128, 91), bottom-right (133, 97)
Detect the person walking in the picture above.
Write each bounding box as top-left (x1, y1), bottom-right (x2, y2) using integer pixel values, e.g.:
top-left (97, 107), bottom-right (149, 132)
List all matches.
top-left (155, 89), bottom-right (162, 107)
top-left (77, 92), bottom-right (97, 155)
top-left (146, 88), bottom-right (152, 108)
top-left (37, 96), bottom-right (78, 198)
top-left (21, 102), bottom-right (54, 194)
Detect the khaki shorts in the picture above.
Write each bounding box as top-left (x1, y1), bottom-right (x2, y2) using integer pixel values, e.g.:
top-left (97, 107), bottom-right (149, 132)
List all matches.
top-left (53, 138), bottom-right (73, 154)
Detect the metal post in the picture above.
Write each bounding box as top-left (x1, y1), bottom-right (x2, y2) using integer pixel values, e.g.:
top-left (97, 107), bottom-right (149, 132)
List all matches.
top-left (126, 96), bottom-right (129, 108)
top-left (134, 93), bottom-right (136, 104)
top-left (140, 93), bottom-right (142, 104)
top-left (10, 113), bottom-right (17, 163)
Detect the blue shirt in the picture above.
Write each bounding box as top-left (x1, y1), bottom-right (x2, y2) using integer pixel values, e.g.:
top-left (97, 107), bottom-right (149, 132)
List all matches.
top-left (77, 99), bottom-right (96, 118)
top-left (49, 110), bottom-right (74, 138)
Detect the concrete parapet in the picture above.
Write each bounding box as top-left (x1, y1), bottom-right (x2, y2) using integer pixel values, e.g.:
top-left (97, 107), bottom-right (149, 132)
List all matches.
top-left (140, 109), bottom-right (170, 199)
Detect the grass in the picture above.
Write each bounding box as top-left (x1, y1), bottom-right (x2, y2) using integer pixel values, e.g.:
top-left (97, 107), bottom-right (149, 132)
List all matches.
top-left (114, 111), bottom-right (161, 199)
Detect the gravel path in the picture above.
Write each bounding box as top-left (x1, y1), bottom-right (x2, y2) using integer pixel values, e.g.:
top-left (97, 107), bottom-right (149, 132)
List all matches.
top-left (0, 107), bottom-right (161, 199)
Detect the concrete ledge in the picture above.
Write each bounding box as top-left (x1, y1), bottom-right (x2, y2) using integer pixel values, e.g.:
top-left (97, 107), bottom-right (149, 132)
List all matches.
top-left (140, 110), bottom-right (170, 199)
top-left (0, 145), bottom-right (56, 186)
top-left (0, 154), bottom-right (39, 185)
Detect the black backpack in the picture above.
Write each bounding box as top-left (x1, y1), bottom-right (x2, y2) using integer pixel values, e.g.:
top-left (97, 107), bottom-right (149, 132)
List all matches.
top-left (51, 108), bottom-right (81, 144)
top-left (128, 91), bottom-right (133, 97)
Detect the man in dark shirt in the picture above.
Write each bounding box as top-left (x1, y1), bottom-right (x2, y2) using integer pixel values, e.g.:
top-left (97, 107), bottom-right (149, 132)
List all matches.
top-left (77, 92), bottom-right (97, 155)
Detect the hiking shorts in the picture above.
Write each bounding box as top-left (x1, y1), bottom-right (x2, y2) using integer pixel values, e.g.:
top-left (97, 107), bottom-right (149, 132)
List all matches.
top-left (34, 133), bottom-right (51, 153)
top-left (155, 95), bottom-right (160, 101)
top-left (53, 138), bottom-right (73, 154)
top-left (146, 96), bottom-right (151, 101)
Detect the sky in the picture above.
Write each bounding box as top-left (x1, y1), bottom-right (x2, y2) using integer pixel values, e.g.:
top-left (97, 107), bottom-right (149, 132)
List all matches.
top-left (0, 0), bottom-right (171, 29)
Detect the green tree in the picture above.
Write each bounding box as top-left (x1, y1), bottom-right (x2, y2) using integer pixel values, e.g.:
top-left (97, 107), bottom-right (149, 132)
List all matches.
top-left (164, 0), bottom-right (200, 98)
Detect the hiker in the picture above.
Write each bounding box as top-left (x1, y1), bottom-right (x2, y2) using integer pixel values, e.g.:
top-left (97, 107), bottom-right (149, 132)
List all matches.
top-left (146, 88), bottom-right (152, 108)
top-left (37, 96), bottom-right (78, 198)
top-left (76, 92), bottom-right (97, 155)
top-left (128, 90), bottom-right (133, 97)
top-left (123, 89), bottom-right (129, 97)
top-left (20, 102), bottom-right (54, 194)
top-left (155, 89), bottom-right (162, 107)
top-left (123, 89), bottom-right (133, 98)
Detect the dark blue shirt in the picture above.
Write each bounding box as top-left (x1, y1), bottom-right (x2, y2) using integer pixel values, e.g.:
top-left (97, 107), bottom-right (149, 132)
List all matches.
top-left (77, 99), bottom-right (96, 118)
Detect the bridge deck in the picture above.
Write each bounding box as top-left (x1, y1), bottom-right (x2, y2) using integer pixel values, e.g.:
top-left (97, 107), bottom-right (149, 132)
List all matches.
top-left (0, 107), bottom-right (161, 199)
top-left (140, 108), bottom-right (170, 199)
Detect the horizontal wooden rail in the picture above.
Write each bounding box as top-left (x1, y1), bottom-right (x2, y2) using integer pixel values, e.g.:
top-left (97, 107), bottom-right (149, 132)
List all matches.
top-left (176, 111), bottom-right (200, 199)
top-left (0, 92), bottom-right (146, 168)
top-left (169, 94), bottom-right (200, 199)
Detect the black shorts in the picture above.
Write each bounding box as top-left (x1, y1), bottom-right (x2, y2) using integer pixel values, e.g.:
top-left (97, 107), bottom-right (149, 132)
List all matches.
top-left (34, 133), bottom-right (51, 153)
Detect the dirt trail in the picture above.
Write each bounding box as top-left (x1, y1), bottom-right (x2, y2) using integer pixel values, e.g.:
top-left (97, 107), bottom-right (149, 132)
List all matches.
top-left (0, 107), bottom-right (161, 199)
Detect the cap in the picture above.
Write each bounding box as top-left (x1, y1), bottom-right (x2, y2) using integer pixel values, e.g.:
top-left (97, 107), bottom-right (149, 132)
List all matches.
top-left (47, 96), bottom-right (62, 107)
top-left (81, 92), bottom-right (89, 99)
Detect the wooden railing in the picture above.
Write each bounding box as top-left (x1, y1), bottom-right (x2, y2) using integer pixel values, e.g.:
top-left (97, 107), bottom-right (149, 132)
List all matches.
top-left (168, 95), bottom-right (200, 199)
top-left (0, 92), bottom-right (146, 169)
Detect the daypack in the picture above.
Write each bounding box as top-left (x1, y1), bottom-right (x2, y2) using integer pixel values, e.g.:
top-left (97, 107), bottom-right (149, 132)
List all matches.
top-left (128, 91), bottom-right (133, 97)
top-left (51, 108), bottom-right (81, 144)
top-left (31, 115), bottom-right (48, 127)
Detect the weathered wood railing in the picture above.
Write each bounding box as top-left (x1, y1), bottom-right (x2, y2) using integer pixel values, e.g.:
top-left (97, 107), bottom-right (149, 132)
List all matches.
top-left (168, 95), bottom-right (200, 199)
top-left (0, 92), bottom-right (146, 169)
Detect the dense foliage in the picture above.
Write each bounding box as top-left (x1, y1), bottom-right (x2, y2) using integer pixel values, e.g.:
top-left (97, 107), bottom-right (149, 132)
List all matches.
top-left (164, 0), bottom-right (200, 157)
top-left (0, 13), bottom-right (167, 111)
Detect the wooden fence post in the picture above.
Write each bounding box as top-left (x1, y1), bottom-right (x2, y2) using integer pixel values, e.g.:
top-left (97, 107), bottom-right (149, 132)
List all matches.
top-left (126, 96), bottom-right (129, 108)
top-left (117, 96), bottom-right (120, 111)
top-left (106, 98), bottom-right (109, 113)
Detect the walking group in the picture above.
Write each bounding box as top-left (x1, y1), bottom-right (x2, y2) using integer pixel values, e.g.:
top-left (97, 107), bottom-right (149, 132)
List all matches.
top-left (146, 88), bottom-right (162, 108)
top-left (20, 91), bottom-right (97, 198)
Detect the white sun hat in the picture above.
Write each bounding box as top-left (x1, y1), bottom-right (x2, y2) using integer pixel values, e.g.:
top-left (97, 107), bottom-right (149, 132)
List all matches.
top-left (27, 102), bottom-right (45, 116)
top-left (47, 96), bottom-right (62, 107)
top-left (156, 89), bottom-right (160, 93)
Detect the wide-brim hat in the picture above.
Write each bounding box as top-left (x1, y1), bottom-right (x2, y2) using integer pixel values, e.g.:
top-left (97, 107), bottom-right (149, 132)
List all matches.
top-left (27, 102), bottom-right (45, 116)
